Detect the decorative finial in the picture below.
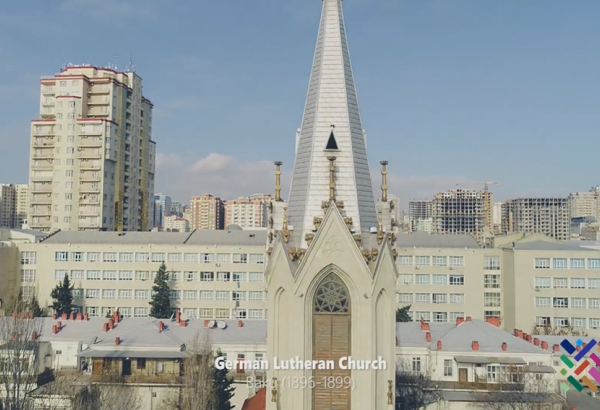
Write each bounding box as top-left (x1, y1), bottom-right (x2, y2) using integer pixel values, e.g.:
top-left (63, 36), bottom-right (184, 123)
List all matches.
top-left (380, 160), bottom-right (388, 202)
top-left (327, 156), bottom-right (336, 201)
top-left (377, 211), bottom-right (384, 245)
top-left (387, 380), bottom-right (393, 405)
top-left (282, 207), bottom-right (290, 243)
top-left (271, 378), bottom-right (278, 402)
top-left (274, 161), bottom-right (283, 202)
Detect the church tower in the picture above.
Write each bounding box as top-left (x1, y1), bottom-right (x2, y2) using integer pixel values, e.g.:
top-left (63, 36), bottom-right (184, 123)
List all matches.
top-left (264, 1), bottom-right (399, 409)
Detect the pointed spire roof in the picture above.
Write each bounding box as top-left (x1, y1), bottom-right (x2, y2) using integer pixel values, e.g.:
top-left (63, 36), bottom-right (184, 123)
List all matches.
top-left (288, 0), bottom-right (378, 245)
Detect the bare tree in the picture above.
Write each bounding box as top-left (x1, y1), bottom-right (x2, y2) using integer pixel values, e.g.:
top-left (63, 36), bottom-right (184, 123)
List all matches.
top-left (0, 295), bottom-right (45, 410)
top-left (395, 357), bottom-right (446, 410)
top-left (72, 373), bottom-right (144, 410)
top-left (469, 372), bottom-right (568, 410)
top-left (162, 329), bottom-right (216, 410)
top-left (531, 323), bottom-right (588, 337)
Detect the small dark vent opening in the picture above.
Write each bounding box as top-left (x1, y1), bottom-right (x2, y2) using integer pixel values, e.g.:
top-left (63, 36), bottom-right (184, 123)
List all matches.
top-left (325, 132), bottom-right (338, 150)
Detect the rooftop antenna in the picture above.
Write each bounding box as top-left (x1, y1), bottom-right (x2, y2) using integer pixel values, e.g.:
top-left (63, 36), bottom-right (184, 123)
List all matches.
top-left (114, 55), bottom-right (118, 71)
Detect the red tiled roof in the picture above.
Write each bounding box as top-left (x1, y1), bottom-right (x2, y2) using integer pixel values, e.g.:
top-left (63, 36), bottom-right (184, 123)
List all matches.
top-left (241, 387), bottom-right (266, 410)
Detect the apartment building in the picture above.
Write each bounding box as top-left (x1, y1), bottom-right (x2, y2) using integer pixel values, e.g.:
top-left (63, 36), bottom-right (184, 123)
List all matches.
top-left (163, 215), bottom-right (189, 232)
top-left (224, 194), bottom-right (272, 229)
top-left (408, 199), bottom-right (432, 232)
top-left (0, 184), bottom-right (18, 228)
top-left (18, 230), bottom-right (267, 320)
top-left (29, 64), bottom-right (156, 233)
top-left (16, 184), bottom-right (29, 227)
top-left (190, 194), bottom-right (224, 230)
top-left (395, 232), bottom-right (502, 323)
top-left (431, 189), bottom-right (487, 235)
top-left (568, 186), bottom-right (600, 219)
top-left (501, 198), bottom-right (570, 241)
top-left (501, 240), bottom-right (600, 335)
top-left (152, 193), bottom-right (172, 228)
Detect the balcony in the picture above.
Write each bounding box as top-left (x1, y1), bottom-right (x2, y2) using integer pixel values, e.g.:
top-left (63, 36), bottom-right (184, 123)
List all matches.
top-left (79, 126), bottom-right (103, 136)
top-left (79, 162), bottom-right (101, 170)
top-left (88, 97), bottom-right (110, 105)
top-left (79, 185), bottom-right (101, 194)
top-left (88, 86), bottom-right (110, 95)
top-left (33, 127), bottom-right (55, 136)
top-left (31, 185), bottom-right (52, 193)
top-left (77, 149), bottom-right (102, 159)
top-left (434, 380), bottom-right (524, 392)
top-left (30, 174), bottom-right (52, 182)
top-left (31, 195), bottom-right (52, 205)
top-left (79, 207), bottom-right (100, 216)
top-left (79, 138), bottom-right (102, 148)
top-left (79, 173), bottom-right (101, 181)
top-left (33, 138), bottom-right (55, 147)
top-left (30, 210), bottom-right (52, 217)
top-left (32, 151), bottom-right (54, 159)
top-left (42, 87), bottom-right (55, 95)
top-left (40, 112), bottom-right (55, 119)
top-left (31, 162), bottom-right (53, 170)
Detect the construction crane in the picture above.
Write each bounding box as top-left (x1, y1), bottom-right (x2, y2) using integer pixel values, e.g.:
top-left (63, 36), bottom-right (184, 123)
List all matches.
top-left (455, 181), bottom-right (500, 230)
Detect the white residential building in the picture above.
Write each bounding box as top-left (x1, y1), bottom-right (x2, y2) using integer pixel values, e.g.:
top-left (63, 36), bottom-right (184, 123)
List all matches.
top-left (29, 64), bottom-right (155, 233)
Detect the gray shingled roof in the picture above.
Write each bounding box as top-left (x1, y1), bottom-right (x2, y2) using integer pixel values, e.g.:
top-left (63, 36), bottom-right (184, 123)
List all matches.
top-left (396, 319), bottom-right (547, 354)
top-left (508, 240), bottom-right (595, 251)
top-left (41, 230), bottom-right (267, 246)
top-left (394, 232), bottom-right (480, 249)
top-left (24, 317), bottom-right (267, 348)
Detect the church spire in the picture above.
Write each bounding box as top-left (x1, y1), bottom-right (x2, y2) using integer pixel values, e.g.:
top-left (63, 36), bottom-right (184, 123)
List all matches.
top-left (287, 0), bottom-right (378, 245)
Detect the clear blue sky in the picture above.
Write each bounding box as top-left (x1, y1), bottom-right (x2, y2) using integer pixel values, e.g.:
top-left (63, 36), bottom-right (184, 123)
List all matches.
top-left (0, 0), bottom-right (598, 203)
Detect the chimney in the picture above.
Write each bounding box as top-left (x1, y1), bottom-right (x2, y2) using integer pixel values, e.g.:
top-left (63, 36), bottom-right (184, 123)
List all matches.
top-left (52, 325), bottom-right (57, 335)
top-left (456, 317), bottom-right (464, 325)
top-left (84, 313), bottom-right (89, 321)
top-left (426, 332), bottom-right (431, 343)
top-left (57, 321), bottom-right (62, 330)
top-left (437, 340), bottom-right (442, 350)
top-left (77, 312), bottom-right (83, 321)
top-left (553, 344), bottom-right (560, 352)
top-left (466, 316), bottom-right (472, 322)
top-left (103, 323), bottom-right (109, 332)
top-left (576, 345), bottom-right (582, 352)
top-left (108, 319), bottom-right (114, 330)
top-left (502, 342), bottom-right (507, 351)
top-left (534, 338), bottom-right (540, 347)
top-left (113, 312), bottom-right (119, 324)
top-left (204, 319), bottom-right (210, 327)
top-left (32, 331), bottom-right (38, 341)
top-left (180, 320), bottom-right (187, 327)
top-left (52, 313), bottom-right (57, 320)
top-left (516, 330), bottom-right (523, 339)
top-left (159, 321), bottom-right (164, 332)
top-left (61, 313), bottom-right (67, 320)
top-left (486, 317), bottom-right (500, 327)
top-left (421, 321), bottom-right (430, 331)
top-left (238, 320), bottom-right (243, 328)
top-left (472, 341), bottom-right (479, 351)
top-left (526, 335), bottom-right (532, 343)
top-left (11, 333), bottom-right (17, 341)
top-left (541, 341), bottom-right (549, 350)
top-left (115, 337), bottom-right (120, 346)
top-left (70, 312), bottom-right (76, 320)
top-left (395, 337), bottom-right (398, 346)
top-left (176, 311), bottom-right (181, 324)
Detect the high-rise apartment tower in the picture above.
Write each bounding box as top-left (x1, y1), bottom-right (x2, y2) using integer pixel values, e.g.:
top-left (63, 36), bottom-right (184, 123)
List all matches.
top-left (28, 64), bottom-right (156, 232)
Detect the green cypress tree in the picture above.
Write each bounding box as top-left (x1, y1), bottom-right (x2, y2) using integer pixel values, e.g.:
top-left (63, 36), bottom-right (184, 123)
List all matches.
top-left (28, 295), bottom-right (44, 317)
top-left (212, 349), bottom-right (235, 410)
top-left (396, 305), bottom-right (412, 322)
top-left (50, 275), bottom-right (75, 316)
top-left (149, 262), bottom-right (172, 318)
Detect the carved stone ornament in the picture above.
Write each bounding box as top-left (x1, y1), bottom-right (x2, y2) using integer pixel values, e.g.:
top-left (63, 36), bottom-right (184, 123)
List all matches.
top-left (266, 247), bottom-right (273, 256)
top-left (271, 378), bottom-right (278, 402)
top-left (353, 234), bottom-right (362, 247)
top-left (387, 380), bottom-right (393, 405)
top-left (321, 237), bottom-right (344, 258)
top-left (268, 216), bottom-right (273, 229)
top-left (268, 231), bottom-right (273, 243)
top-left (298, 248), bottom-right (307, 259)
top-left (335, 200), bottom-right (344, 209)
top-left (313, 217), bottom-right (323, 230)
top-left (371, 248), bottom-right (379, 262)
top-left (344, 217), bottom-right (353, 228)
top-left (392, 248), bottom-right (398, 261)
top-left (361, 249), bottom-right (371, 262)
top-left (321, 201), bottom-right (330, 213)
top-left (387, 232), bottom-right (396, 243)
top-left (289, 247), bottom-right (298, 261)
top-left (377, 230), bottom-right (384, 246)
top-left (305, 233), bottom-right (315, 246)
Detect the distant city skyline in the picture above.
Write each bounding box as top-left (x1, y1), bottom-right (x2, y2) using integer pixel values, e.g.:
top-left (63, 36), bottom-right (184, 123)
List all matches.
top-left (1, 0), bottom-right (599, 203)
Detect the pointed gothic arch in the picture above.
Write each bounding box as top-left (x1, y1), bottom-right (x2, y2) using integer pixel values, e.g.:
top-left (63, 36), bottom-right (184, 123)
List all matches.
top-left (312, 272), bottom-right (351, 409)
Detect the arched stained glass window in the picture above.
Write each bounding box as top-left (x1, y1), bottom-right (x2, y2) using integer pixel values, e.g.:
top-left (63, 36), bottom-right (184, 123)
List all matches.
top-left (313, 273), bottom-right (350, 314)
